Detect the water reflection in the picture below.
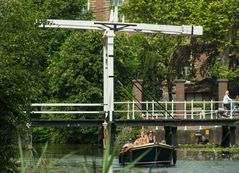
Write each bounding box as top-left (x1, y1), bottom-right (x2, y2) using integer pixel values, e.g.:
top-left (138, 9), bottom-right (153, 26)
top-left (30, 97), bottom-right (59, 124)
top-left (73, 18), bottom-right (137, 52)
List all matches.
top-left (34, 144), bottom-right (101, 157)
top-left (33, 144), bottom-right (239, 173)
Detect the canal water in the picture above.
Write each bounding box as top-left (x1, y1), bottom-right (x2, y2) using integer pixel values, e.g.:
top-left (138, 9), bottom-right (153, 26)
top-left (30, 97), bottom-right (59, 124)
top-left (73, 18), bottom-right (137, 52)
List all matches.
top-left (34, 144), bottom-right (239, 173)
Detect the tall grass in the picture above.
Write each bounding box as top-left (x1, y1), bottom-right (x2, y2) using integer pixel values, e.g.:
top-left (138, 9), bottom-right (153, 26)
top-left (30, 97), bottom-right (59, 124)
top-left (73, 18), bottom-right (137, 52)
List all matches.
top-left (18, 136), bottom-right (50, 173)
top-left (18, 135), bottom-right (167, 173)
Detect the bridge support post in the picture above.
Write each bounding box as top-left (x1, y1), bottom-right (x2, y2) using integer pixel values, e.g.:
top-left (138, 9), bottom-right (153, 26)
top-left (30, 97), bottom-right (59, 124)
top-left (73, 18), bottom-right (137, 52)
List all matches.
top-left (108, 121), bottom-right (116, 153)
top-left (230, 126), bottom-right (236, 146)
top-left (164, 126), bottom-right (177, 147)
top-left (221, 126), bottom-right (236, 147)
top-left (98, 126), bottom-right (104, 149)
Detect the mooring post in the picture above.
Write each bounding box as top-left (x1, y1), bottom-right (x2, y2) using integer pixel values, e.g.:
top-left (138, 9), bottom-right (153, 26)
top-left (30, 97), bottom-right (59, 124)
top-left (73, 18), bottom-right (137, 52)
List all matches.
top-left (221, 126), bottom-right (236, 147)
top-left (230, 126), bottom-right (236, 146)
top-left (164, 126), bottom-right (178, 147)
top-left (221, 126), bottom-right (230, 147)
top-left (164, 126), bottom-right (177, 165)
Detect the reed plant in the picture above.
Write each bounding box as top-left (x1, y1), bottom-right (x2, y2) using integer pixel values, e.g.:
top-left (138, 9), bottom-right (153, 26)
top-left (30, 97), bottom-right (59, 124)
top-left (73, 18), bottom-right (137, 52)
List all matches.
top-left (18, 136), bottom-right (51, 173)
top-left (18, 134), bottom-right (167, 173)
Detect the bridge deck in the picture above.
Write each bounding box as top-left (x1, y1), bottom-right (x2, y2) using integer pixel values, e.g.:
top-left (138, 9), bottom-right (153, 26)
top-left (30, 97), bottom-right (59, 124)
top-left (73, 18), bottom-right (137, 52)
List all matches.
top-left (32, 119), bottom-right (239, 127)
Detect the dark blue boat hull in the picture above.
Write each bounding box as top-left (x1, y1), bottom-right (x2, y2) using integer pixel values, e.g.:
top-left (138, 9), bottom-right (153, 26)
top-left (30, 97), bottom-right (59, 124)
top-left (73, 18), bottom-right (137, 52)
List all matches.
top-left (119, 143), bottom-right (176, 166)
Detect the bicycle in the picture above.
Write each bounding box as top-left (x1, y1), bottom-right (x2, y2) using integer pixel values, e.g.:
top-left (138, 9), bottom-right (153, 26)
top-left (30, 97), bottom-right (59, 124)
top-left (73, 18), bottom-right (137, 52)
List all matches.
top-left (216, 102), bottom-right (239, 118)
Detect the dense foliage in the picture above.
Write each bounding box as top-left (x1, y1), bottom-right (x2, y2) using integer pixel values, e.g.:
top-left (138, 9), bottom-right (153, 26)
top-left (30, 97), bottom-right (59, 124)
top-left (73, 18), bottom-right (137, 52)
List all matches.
top-left (0, 0), bottom-right (91, 171)
top-left (0, 0), bottom-right (44, 171)
top-left (122, 0), bottom-right (239, 97)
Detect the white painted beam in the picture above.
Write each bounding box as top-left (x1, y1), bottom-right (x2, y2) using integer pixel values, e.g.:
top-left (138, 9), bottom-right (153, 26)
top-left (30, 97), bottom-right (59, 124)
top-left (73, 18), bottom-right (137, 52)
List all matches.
top-left (40, 20), bottom-right (203, 35)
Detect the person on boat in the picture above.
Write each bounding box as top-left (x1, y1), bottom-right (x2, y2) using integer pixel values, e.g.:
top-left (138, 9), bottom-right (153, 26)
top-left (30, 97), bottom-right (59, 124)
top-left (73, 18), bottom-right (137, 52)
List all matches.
top-left (122, 138), bottom-right (133, 152)
top-left (147, 130), bottom-right (156, 143)
top-left (223, 90), bottom-right (232, 116)
top-left (123, 138), bottom-right (133, 148)
top-left (140, 133), bottom-right (148, 144)
top-left (133, 131), bottom-right (154, 146)
top-left (133, 135), bottom-right (142, 146)
top-left (133, 133), bottom-right (148, 146)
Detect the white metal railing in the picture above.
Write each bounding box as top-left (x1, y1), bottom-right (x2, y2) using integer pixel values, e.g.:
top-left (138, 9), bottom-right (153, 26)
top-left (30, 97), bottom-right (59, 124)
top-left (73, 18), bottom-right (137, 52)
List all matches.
top-left (29, 100), bottom-right (239, 120)
top-left (30, 103), bottom-right (104, 114)
top-left (114, 100), bottom-right (239, 120)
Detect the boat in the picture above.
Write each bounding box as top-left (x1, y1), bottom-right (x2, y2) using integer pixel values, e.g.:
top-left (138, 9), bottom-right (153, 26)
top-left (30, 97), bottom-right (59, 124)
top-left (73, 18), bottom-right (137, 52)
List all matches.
top-left (119, 142), bottom-right (176, 166)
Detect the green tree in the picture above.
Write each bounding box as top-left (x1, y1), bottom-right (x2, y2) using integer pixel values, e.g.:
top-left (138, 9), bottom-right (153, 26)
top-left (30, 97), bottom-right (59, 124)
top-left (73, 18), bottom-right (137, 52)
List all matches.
top-left (48, 31), bottom-right (103, 103)
top-left (122, 0), bottom-right (239, 97)
top-left (36, 31), bottom-right (103, 143)
top-left (30, 0), bottom-right (91, 20)
top-left (28, 0), bottom-right (93, 102)
top-left (0, 0), bottom-right (44, 171)
top-left (37, 31), bottom-right (153, 143)
top-left (29, 0), bottom-right (96, 143)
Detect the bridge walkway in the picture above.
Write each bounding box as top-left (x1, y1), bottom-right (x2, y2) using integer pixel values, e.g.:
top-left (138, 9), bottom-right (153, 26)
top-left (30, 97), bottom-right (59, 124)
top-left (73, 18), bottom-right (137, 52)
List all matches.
top-left (29, 101), bottom-right (239, 127)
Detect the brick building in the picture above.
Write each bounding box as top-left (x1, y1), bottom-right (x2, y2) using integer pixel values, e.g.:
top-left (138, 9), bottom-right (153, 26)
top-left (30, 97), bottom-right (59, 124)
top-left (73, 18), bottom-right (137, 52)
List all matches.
top-left (88, 0), bottom-right (124, 21)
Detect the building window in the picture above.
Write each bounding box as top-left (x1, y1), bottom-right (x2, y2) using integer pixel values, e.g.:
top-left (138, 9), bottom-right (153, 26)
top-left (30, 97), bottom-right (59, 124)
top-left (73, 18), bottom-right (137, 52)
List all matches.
top-left (110, 0), bottom-right (124, 22)
top-left (110, 0), bottom-right (123, 6)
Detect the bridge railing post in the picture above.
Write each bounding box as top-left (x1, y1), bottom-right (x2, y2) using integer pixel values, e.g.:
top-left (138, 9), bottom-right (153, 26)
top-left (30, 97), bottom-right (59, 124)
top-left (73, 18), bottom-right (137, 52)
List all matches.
top-left (230, 101), bottom-right (233, 119)
top-left (132, 100), bottom-right (135, 119)
top-left (203, 100), bottom-right (206, 119)
top-left (155, 101), bottom-right (159, 120)
top-left (165, 100), bottom-right (168, 119)
top-left (199, 111), bottom-right (202, 130)
top-left (171, 100), bottom-right (174, 118)
top-left (210, 100), bottom-right (213, 119)
top-left (191, 100), bottom-right (194, 119)
top-left (146, 101), bottom-right (149, 119)
top-left (127, 101), bottom-right (130, 120)
top-left (184, 100), bottom-right (187, 130)
top-left (152, 100), bottom-right (155, 119)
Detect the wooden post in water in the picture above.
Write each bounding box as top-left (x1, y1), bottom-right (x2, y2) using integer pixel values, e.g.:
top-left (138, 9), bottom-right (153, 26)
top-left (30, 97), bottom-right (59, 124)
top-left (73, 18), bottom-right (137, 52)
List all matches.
top-left (230, 126), bottom-right (236, 146)
top-left (164, 126), bottom-right (177, 165)
top-left (221, 126), bottom-right (236, 147)
top-left (102, 121), bottom-right (108, 149)
top-left (164, 126), bottom-right (178, 147)
top-left (101, 120), bottom-right (116, 151)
